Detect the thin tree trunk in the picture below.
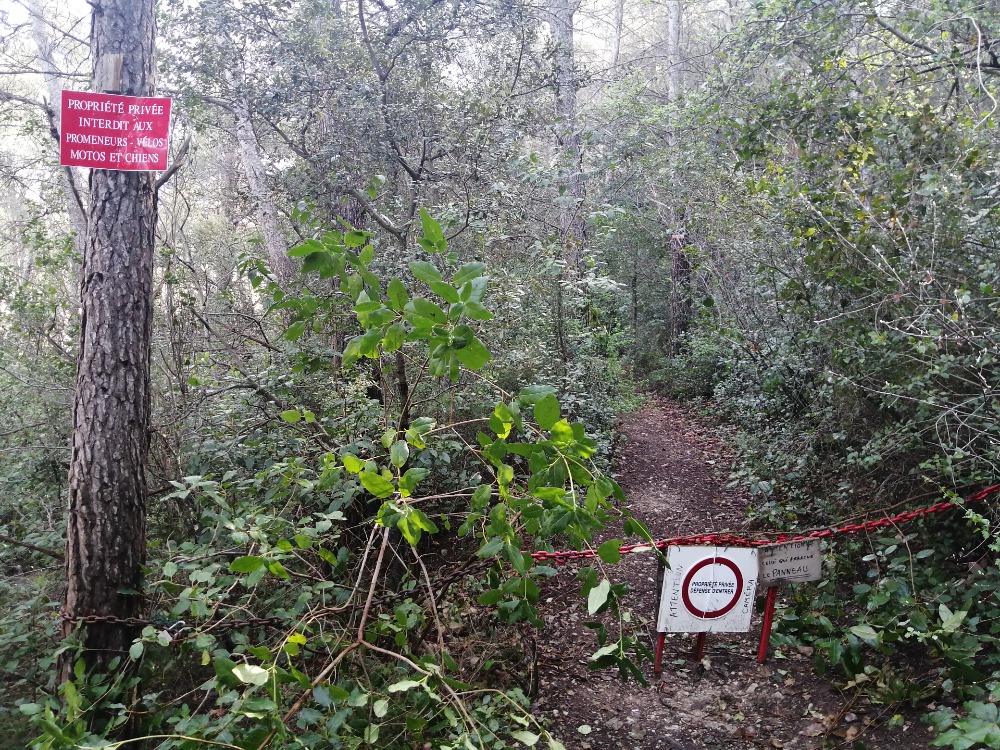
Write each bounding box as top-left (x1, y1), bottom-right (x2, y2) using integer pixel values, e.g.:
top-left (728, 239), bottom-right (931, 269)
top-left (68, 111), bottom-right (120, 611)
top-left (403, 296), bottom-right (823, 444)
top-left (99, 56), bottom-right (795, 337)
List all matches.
top-left (664, 1), bottom-right (688, 355)
top-left (549, 0), bottom-right (584, 369)
top-left (666, 1), bottom-right (683, 105)
top-left (27, 0), bottom-right (87, 239)
top-left (61, 0), bottom-right (157, 697)
top-left (549, 0), bottom-right (585, 264)
top-left (233, 98), bottom-right (295, 281)
top-left (668, 232), bottom-right (691, 355)
top-left (631, 241), bottom-right (639, 334)
top-left (610, 0), bottom-right (625, 70)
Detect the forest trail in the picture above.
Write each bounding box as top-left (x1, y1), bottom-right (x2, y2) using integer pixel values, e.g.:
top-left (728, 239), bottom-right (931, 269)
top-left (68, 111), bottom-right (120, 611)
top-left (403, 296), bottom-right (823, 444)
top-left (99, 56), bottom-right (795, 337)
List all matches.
top-left (531, 397), bottom-right (934, 750)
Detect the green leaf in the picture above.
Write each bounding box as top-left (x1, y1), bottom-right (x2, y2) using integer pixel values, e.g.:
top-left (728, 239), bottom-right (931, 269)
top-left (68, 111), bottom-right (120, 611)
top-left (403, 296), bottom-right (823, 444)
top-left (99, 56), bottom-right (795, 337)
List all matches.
top-left (849, 625), bottom-right (878, 643)
top-left (518, 384), bottom-right (556, 405)
top-left (411, 297), bottom-right (447, 323)
top-left (398, 467), bottom-right (430, 497)
top-left (419, 208), bottom-right (446, 252)
top-left (587, 578), bottom-right (611, 615)
top-left (268, 561), bottom-right (290, 579)
top-left (344, 230), bottom-right (368, 248)
top-left (232, 663), bottom-right (270, 686)
top-left (512, 730), bottom-right (539, 746)
top-left (455, 335), bottom-right (491, 370)
top-left (477, 537), bottom-right (505, 558)
top-left (968, 702), bottom-right (999, 722)
top-left (287, 239), bottom-right (325, 257)
top-left (356, 305), bottom-right (395, 328)
top-left (550, 419), bottom-right (574, 445)
top-left (409, 260), bottom-right (442, 284)
top-left (411, 508), bottom-right (439, 534)
top-left (453, 261), bottom-right (487, 287)
top-left (405, 417), bottom-right (435, 448)
top-left (359, 471), bottom-right (395, 498)
top-left (471, 484), bottom-right (492, 509)
top-left (230, 556), bottom-right (266, 573)
top-left (284, 320), bottom-right (307, 341)
top-left (390, 440), bottom-right (409, 468)
top-left (428, 279), bottom-right (460, 303)
top-left (374, 698), bottom-right (389, 718)
top-left (387, 679), bottom-right (422, 693)
top-left (387, 278), bottom-right (409, 310)
top-left (490, 403), bottom-right (514, 439)
top-left (940, 606), bottom-right (968, 633)
top-left (461, 300), bottom-right (493, 320)
top-left (597, 539), bottom-right (622, 564)
top-left (359, 245), bottom-right (375, 265)
top-left (477, 589), bottom-right (504, 605)
top-left (382, 322), bottom-right (406, 352)
top-left (342, 454), bottom-right (364, 473)
top-left (280, 410), bottom-right (301, 423)
top-left (129, 642), bottom-right (144, 660)
top-left (534, 394), bottom-right (560, 430)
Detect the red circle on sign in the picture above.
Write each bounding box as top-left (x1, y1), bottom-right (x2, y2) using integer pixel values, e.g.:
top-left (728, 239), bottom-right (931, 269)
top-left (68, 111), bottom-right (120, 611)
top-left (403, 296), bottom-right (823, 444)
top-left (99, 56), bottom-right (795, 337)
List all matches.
top-left (681, 557), bottom-right (744, 619)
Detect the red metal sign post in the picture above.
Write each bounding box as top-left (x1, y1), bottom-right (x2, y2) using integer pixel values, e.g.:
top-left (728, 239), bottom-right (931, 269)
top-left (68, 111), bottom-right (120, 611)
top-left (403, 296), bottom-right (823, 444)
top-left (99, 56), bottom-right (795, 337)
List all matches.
top-left (757, 586), bottom-right (778, 663)
top-left (60, 90), bottom-right (171, 171)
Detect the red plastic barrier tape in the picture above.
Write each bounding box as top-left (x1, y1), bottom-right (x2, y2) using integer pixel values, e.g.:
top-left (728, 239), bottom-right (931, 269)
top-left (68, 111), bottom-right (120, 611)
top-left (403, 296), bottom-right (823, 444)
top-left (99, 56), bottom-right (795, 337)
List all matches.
top-left (527, 484), bottom-right (1000, 564)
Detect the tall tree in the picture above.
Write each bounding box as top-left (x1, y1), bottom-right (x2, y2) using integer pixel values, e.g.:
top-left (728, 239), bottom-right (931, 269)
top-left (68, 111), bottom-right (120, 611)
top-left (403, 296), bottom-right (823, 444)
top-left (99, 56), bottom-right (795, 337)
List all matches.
top-left (27, 0), bottom-right (88, 242)
top-left (61, 0), bottom-right (158, 687)
top-left (664, 0), bottom-right (689, 355)
top-left (549, 0), bottom-right (585, 263)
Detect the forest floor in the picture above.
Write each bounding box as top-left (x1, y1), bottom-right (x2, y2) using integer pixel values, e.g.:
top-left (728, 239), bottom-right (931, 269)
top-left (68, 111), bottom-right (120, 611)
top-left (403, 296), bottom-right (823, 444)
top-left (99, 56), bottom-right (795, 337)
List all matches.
top-left (530, 396), bottom-right (935, 750)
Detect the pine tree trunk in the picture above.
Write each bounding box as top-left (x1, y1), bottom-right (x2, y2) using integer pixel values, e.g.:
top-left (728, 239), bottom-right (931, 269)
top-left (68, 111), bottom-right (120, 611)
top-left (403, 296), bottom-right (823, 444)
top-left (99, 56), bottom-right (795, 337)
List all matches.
top-left (61, 0), bottom-right (157, 685)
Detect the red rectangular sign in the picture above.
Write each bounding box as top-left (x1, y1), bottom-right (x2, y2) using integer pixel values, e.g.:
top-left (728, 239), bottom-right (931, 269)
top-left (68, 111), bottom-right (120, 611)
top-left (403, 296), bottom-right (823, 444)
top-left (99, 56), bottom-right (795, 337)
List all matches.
top-left (60, 90), bottom-right (172, 171)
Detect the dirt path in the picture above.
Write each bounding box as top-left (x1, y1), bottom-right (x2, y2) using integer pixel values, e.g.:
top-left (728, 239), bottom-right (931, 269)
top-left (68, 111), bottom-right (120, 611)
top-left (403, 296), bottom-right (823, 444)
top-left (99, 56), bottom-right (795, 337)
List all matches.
top-left (531, 397), bottom-right (933, 750)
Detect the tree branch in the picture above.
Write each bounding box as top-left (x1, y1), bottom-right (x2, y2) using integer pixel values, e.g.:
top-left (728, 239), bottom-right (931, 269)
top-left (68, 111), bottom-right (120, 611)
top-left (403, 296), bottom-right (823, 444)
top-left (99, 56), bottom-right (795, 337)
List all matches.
top-left (0, 533), bottom-right (62, 560)
top-left (873, 15), bottom-right (937, 56)
top-left (154, 135), bottom-right (192, 193)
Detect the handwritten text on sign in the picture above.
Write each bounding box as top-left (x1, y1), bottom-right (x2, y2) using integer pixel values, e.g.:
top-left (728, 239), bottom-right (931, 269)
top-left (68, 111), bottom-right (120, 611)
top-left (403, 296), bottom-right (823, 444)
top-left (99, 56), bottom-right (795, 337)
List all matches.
top-left (60, 90), bottom-right (171, 171)
top-left (759, 540), bottom-right (822, 587)
top-left (657, 546), bottom-right (758, 633)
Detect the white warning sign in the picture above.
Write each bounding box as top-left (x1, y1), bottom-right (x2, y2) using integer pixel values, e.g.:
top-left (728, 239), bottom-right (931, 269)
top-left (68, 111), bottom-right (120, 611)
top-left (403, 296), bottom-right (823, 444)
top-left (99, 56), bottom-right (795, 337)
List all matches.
top-left (759, 540), bottom-right (823, 587)
top-left (657, 546), bottom-right (758, 633)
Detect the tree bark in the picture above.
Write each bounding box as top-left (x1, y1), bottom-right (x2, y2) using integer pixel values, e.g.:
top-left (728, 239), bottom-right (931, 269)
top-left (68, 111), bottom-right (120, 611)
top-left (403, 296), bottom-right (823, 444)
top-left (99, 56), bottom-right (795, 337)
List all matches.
top-left (549, 0), bottom-right (585, 370)
top-left (61, 0), bottom-right (158, 690)
top-left (666, 1), bottom-right (683, 104)
top-left (610, 0), bottom-right (625, 70)
top-left (664, 2), bottom-right (688, 355)
top-left (549, 0), bottom-right (585, 264)
top-left (668, 232), bottom-right (691, 355)
top-left (27, 0), bottom-right (88, 240)
top-left (233, 97), bottom-right (295, 282)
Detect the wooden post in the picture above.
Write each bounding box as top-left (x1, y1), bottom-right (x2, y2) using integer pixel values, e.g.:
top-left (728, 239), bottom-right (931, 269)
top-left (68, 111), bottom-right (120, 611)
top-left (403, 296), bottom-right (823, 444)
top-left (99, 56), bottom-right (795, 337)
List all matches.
top-left (96, 53), bottom-right (123, 93)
